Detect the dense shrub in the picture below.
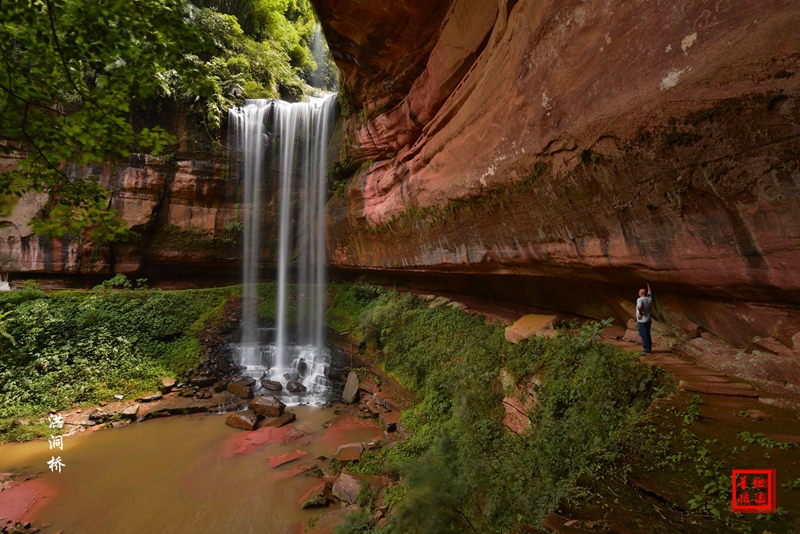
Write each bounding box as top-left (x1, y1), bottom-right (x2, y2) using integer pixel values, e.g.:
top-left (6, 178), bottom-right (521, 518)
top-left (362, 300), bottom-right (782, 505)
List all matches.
top-left (331, 287), bottom-right (670, 534)
top-left (0, 281), bottom-right (234, 423)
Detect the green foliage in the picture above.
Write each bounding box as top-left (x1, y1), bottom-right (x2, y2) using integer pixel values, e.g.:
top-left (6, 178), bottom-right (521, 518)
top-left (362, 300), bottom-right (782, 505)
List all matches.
top-left (736, 431), bottom-right (796, 450)
top-left (0, 310), bottom-right (17, 353)
top-left (93, 273), bottom-right (134, 290)
top-left (1, 0), bottom-right (329, 241)
top-left (335, 509), bottom-right (374, 534)
top-left (0, 285), bottom-right (233, 434)
top-left (0, 0), bottom-right (213, 242)
top-left (326, 281), bottom-right (383, 342)
top-left (149, 224), bottom-right (243, 252)
top-left (666, 394), bottom-right (703, 425)
top-left (327, 285), bottom-right (669, 533)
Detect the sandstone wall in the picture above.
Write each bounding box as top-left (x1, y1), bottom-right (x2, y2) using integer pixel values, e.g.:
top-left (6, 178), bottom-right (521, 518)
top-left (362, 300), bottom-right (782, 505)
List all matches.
top-left (0, 105), bottom-right (275, 280)
top-left (317, 0), bottom-right (800, 386)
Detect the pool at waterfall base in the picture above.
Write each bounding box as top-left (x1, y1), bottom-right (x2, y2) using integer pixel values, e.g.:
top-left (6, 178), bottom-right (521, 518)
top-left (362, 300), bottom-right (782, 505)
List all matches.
top-left (0, 406), bottom-right (384, 533)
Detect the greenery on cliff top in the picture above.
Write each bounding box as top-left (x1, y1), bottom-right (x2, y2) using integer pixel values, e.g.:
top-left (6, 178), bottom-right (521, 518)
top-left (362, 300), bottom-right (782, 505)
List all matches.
top-left (0, 0), bottom-right (332, 242)
top-left (0, 279), bottom-right (235, 441)
top-left (327, 283), bottom-right (671, 533)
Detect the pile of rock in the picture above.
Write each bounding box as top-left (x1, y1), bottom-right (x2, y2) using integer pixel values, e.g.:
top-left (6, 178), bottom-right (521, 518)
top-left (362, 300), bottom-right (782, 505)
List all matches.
top-left (225, 395), bottom-right (293, 431)
top-left (0, 518), bottom-right (47, 534)
top-left (345, 371), bottom-right (408, 439)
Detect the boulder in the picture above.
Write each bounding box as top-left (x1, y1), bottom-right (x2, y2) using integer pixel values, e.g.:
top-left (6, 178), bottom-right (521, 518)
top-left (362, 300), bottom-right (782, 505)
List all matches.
top-left (359, 377), bottom-right (380, 395)
top-left (378, 411), bottom-right (402, 432)
top-left (286, 381), bottom-right (307, 393)
top-left (342, 371), bottom-right (359, 404)
top-left (264, 412), bottom-right (296, 428)
top-left (332, 473), bottom-right (361, 504)
top-left (161, 377), bottom-right (177, 393)
top-left (373, 392), bottom-right (403, 412)
top-left (88, 408), bottom-right (107, 422)
top-left (793, 332), bottom-right (800, 354)
top-left (227, 378), bottom-right (256, 399)
top-left (194, 388), bottom-right (213, 399)
top-left (297, 359), bottom-right (308, 376)
top-left (428, 296), bottom-right (450, 308)
top-left (190, 375), bottom-right (216, 388)
top-left (333, 442), bottom-right (364, 462)
top-left (249, 395), bottom-right (285, 418)
top-left (298, 481), bottom-right (333, 509)
top-left (136, 393), bottom-right (163, 402)
top-left (225, 410), bottom-right (258, 431)
top-left (366, 401), bottom-right (385, 416)
top-left (120, 404), bottom-right (139, 420)
top-left (623, 329), bottom-right (642, 344)
top-left (284, 372), bottom-right (300, 382)
top-left (753, 336), bottom-right (795, 357)
top-left (260, 379), bottom-right (283, 391)
top-left (504, 315), bottom-right (557, 344)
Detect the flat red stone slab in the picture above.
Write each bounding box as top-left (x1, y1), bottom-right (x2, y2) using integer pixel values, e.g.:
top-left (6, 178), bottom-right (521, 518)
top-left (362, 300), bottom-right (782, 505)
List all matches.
top-left (276, 462), bottom-right (317, 482)
top-left (268, 448), bottom-right (309, 468)
top-left (379, 411), bottom-right (402, 430)
top-left (679, 381), bottom-right (759, 398)
top-left (333, 442), bottom-right (364, 462)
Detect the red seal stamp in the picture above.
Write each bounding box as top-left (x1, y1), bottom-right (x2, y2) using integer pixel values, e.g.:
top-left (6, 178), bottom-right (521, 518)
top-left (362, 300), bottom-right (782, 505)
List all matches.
top-left (731, 469), bottom-right (776, 513)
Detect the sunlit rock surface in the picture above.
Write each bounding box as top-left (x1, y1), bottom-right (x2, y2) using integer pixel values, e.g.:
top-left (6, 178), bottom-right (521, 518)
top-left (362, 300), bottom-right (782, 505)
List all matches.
top-left (316, 0), bottom-right (800, 385)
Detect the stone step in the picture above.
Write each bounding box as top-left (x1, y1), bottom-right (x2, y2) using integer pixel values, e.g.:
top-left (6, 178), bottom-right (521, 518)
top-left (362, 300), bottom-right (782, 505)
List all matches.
top-left (678, 381), bottom-right (759, 398)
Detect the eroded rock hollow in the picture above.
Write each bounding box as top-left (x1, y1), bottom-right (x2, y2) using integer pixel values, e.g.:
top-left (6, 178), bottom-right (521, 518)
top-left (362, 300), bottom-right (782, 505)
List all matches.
top-left (315, 0), bottom-right (800, 388)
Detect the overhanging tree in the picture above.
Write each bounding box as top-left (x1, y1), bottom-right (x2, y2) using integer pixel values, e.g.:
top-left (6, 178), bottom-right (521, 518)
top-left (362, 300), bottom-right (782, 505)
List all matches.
top-left (0, 0), bottom-right (215, 242)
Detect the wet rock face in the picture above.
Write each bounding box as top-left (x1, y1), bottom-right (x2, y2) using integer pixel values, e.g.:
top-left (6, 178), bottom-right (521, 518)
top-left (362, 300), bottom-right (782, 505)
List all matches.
top-left (225, 410), bottom-right (258, 431)
top-left (228, 378), bottom-right (256, 399)
top-left (249, 395), bottom-right (285, 418)
top-left (319, 0), bottom-right (800, 383)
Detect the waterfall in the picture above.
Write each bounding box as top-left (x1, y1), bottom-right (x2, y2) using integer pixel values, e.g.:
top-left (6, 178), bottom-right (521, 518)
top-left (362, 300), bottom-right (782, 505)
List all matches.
top-left (310, 25), bottom-right (325, 90)
top-left (228, 94), bottom-right (336, 404)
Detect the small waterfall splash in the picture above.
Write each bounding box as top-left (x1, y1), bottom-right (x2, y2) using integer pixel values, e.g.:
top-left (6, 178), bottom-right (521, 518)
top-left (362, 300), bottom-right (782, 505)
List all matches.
top-left (228, 94), bottom-right (336, 405)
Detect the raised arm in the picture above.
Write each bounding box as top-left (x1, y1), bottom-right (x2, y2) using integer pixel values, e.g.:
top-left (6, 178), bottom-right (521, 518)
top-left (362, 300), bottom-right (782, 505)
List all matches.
top-left (647, 282), bottom-right (652, 296)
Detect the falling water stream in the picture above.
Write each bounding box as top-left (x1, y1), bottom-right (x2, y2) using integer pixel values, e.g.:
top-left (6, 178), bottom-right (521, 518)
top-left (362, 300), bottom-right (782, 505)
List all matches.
top-left (228, 95), bottom-right (337, 405)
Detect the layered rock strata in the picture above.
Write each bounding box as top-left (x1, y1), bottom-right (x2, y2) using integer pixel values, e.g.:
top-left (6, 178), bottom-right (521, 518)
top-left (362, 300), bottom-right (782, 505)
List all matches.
top-left (316, 0), bottom-right (800, 386)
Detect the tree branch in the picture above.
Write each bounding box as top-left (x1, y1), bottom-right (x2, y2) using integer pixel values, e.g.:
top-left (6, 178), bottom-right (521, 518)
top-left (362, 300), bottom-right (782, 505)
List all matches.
top-left (445, 503), bottom-right (479, 534)
top-left (44, 0), bottom-right (95, 106)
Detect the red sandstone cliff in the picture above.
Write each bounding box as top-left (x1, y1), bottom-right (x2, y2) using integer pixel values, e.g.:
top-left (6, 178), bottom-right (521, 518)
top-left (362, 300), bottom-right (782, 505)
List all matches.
top-left (2, 0), bottom-right (799, 389)
top-left (0, 108), bottom-right (266, 280)
top-left (315, 0), bottom-right (800, 389)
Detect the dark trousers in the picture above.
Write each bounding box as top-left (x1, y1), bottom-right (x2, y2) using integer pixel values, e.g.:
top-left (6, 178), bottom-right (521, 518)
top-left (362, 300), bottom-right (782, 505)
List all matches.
top-left (637, 320), bottom-right (652, 353)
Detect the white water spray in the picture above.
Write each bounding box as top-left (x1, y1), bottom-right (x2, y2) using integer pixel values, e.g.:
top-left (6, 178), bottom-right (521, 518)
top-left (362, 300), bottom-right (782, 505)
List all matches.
top-left (228, 94), bottom-right (336, 404)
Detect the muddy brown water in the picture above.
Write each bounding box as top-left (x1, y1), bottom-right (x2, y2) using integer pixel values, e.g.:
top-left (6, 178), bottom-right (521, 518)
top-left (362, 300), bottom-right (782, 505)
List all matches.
top-left (0, 406), bottom-right (383, 533)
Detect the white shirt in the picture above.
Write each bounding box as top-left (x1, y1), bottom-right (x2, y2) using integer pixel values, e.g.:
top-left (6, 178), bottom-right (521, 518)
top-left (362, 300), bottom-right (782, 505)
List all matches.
top-left (637, 292), bottom-right (652, 323)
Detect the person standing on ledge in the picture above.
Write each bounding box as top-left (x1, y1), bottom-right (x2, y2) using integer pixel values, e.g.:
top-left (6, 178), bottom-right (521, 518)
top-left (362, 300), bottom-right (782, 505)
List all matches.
top-left (636, 282), bottom-right (653, 355)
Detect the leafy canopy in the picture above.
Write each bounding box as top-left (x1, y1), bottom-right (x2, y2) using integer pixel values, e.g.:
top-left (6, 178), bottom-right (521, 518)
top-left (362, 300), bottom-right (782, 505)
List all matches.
top-left (0, 0), bottom-right (331, 242)
top-left (0, 0), bottom-right (217, 241)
